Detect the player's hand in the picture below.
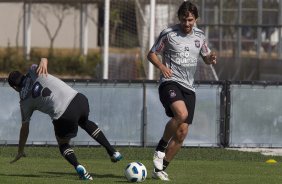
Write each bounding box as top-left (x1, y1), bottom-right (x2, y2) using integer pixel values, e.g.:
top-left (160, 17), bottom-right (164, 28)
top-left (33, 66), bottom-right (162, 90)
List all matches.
top-left (160, 65), bottom-right (172, 78)
top-left (10, 152), bottom-right (26, 164)
top-left (37, 58), bottom-right (48, 76)
top-left (209, 52), bottom-right (217, 65)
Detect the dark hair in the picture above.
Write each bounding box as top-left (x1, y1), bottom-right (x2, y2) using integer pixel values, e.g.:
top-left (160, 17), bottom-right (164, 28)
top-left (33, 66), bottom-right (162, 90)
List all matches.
top-left (177, 1), bottom-right (199, 19)
top-left (8, 71), bottom-right (24, 88)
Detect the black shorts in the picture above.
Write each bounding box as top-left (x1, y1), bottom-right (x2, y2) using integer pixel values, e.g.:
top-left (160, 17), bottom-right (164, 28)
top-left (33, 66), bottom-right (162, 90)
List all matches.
top-left (52, 93), bottom-right (90, 139)
top-left (159, 81), bottom-right (196, 124)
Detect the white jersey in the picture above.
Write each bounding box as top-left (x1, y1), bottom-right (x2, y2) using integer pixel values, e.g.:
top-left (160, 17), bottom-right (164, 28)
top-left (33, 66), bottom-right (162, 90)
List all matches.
top-left (150, 24), bottom-right (211, 91)
top-left (19, 64), bottom-right (78, 122)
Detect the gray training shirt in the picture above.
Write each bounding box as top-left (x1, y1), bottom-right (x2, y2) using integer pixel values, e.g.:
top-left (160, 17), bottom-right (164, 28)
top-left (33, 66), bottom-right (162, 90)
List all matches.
top-left (150, 24), bottom-right (211, 92)
top-left (19, 64), bottom-right (78, 122)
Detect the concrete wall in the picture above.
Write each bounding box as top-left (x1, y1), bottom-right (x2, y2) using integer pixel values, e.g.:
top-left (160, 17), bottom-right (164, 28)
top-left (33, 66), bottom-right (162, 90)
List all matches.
top-left (0, 3), bottom-right (98, 48)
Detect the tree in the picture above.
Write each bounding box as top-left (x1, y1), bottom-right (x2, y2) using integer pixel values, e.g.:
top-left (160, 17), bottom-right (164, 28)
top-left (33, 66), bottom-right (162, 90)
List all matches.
top-left (32, 3), bottom-right (73, 56)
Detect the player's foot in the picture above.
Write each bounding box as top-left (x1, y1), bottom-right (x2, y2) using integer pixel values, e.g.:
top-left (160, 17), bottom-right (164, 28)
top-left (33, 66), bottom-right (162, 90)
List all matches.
top-left (152, 170), bottom-right (170, 181)
top-left (76, 165), bottom-right (93, 180)
top-left (153, 151), bottom-right (165, 170)
top-left (111, 151), bottom-right (123, 162)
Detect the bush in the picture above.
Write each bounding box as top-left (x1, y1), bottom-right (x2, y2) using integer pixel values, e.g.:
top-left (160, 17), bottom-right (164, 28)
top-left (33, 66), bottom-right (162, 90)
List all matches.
top-left (0, 47), bottom-right (102, 78)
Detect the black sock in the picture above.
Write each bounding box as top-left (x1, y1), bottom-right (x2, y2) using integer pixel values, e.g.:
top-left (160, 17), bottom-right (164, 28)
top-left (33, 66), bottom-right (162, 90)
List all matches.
top-left (154, 160), bottom-right (170, 172)
top-left (154, 168), bottom-right (162, 172)
top-left (156, 138), bottom-right (168, 152)
top-left (80, 120), bottom-right (116, 156)
top-left (163, 160), bottom-right (170, 171)
top-left (59, 143), bottom-right (79, 168)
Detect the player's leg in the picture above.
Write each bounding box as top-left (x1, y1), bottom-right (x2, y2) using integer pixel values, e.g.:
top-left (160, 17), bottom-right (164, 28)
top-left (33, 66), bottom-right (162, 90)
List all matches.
top-left (164, 122), bottom-right (189, 161)
top-left (164, 90), bottom-right (195, 166)
top-left (152, 117), bottom-right (178, 174)
top-left (153, 118), bottom-right (175, 171)
top-left (154, 82), bottom-right (187, 166)
top-left (53, 95), bottom-right (93, 180)
top-left (152, 101), bottom-right (188, 181)
top-left (79, 119), bottom-right (122, 162)
top-left (153, 83), bottom-right (187, 180)
top-left (76, 93), bottom-right (122, 162)
top-left (57, 137), bottom-right (79, 168)
top-left (56, 137), bottom-right (93, 180)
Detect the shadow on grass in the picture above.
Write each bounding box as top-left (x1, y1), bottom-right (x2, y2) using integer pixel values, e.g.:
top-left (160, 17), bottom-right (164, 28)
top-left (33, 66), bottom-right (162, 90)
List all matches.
top-left (0, 173), bottom-right (41, 178)
top-left (42, 171), bottom-right (124, 179)
top-left (41, 171), bottom-right (76, 176)
top-left (0, 172), bottom-right (150, 182)
top-left (0, 172), bottom-right (74, 178)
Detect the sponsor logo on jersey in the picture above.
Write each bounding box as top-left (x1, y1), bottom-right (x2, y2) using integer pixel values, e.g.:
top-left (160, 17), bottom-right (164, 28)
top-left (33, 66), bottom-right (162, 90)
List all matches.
top-left (169, 90), bottom-right (176, 98)
top-left (32, 82), bottom-right (43, 98)
top-left (175, 52), bottom-right (197, 67)
top-left (195, 40), bottom-right (200, 48)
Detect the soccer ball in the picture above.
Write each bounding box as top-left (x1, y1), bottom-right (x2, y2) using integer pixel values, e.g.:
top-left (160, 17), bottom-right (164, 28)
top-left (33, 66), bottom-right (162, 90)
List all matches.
top-left (124, 162), bottom-right (147, 182)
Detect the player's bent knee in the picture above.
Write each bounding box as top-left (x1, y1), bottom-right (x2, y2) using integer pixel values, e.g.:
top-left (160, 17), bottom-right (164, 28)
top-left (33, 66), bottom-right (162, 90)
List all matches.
top-left (175, 115), bottom-right (188, 123)
top-left (175, 113), bottom-right (188, 123)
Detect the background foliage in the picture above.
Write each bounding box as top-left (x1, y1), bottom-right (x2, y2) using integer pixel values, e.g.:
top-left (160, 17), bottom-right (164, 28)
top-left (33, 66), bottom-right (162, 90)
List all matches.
top-left (0, 46), bottom-right (102, 78)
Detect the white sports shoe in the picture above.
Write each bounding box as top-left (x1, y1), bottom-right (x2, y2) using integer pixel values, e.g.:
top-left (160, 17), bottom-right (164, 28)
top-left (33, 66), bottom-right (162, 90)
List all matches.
top-left (111, 151), bottom-right (123, 162)
top-left (152, 170), bottom-right (170, 181)
top-left (76, 165), bottom-right (93, 180)
top-left (153, 151), bottom-right (165, 170)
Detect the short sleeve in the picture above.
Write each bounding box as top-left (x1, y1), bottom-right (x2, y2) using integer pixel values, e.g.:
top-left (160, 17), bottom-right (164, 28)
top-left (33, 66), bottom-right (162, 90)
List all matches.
top-left (150, 30), bottom-right (168, 55)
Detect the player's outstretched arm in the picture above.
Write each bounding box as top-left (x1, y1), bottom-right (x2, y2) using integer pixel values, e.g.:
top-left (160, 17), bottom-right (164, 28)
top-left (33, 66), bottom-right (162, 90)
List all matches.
top-left (203, 52), bottom-right (217, 65)
top-left (36, 58), bottom-right (48, 76)
top-left (10, 122), bottom-right (29, 164)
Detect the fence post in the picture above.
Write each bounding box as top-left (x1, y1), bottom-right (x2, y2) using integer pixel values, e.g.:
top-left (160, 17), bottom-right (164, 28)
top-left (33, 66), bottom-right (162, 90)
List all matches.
top-left (142, 81), bottom-right (147, 147)
top-left (148, 0), bottom-right (156, 80)
top-left (103, 0), bottom-right (110, 79)
top-left (23, 1), bottom-right (31, 60)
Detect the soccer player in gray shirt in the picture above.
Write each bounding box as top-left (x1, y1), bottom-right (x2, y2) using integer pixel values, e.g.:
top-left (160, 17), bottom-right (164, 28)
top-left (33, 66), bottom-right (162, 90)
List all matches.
top-left (147, 1), bottom-right (216, 180)
top-left (8, 58), bottom-right (122, 180)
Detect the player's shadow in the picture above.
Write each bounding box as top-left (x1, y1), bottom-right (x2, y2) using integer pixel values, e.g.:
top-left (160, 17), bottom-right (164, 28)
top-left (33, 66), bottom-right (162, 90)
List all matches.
top-left (0, 172), bottom-right (143, 182)
top-left (93, 173), bottom-right (123, 179)
top-left (0, 173), bottom-right (41, 178)
top-left (41, 171), bottom-right (76, 177)
top-left (42, 171), bottom-right (124, 179)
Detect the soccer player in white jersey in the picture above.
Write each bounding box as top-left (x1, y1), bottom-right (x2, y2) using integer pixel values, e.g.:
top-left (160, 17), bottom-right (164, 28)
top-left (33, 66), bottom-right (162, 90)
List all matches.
top-left (147, 1), bottom-right (216, 180)
top-left (8, 58), bottom-right (122, 180)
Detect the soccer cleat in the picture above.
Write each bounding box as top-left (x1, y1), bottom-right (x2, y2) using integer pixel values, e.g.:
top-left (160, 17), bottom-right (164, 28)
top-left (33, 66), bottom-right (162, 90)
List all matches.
top-left (76, 165), bottom-right (93, 180)
top-left (111, 151), bottom-right (123, 162)
top-left (152, 170), bottom-right (170, 181)
top-left (153, 151), bottom-right (165, 170)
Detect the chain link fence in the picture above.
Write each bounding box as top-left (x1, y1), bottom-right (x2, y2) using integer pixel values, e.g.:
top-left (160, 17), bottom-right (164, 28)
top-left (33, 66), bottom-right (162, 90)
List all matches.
top-left (0, 0), bottom-right (282, 80)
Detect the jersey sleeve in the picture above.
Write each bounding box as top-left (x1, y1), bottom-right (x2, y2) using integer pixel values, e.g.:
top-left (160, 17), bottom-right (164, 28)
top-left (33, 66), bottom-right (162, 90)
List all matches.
top-left (150, 30), bottom-right (168, 55)
top-left (28, 64), bottom-right (39, 80)
top-left (200, 37), bottom-right (211, 57)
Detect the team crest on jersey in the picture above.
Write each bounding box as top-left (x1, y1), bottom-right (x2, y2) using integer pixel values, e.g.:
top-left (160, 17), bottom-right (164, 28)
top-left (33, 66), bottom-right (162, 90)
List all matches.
top-left (169, 90), bottom-right (176, 98)
top-left (32, 82), bottom-right (43, 98)
top-left (195, 40), bottom-right (200, 48)
top-left (185, 46), bottom-right (189, 51)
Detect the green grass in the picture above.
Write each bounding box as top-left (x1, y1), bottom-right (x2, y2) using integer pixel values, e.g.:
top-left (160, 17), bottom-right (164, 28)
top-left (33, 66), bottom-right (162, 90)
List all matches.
top-left (1, 146), bottom-right (282, 183)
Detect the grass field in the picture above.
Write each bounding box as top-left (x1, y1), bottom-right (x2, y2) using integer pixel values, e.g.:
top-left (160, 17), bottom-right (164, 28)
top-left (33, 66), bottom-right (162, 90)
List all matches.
top-left (1, 146), bottom-right (282, 184)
